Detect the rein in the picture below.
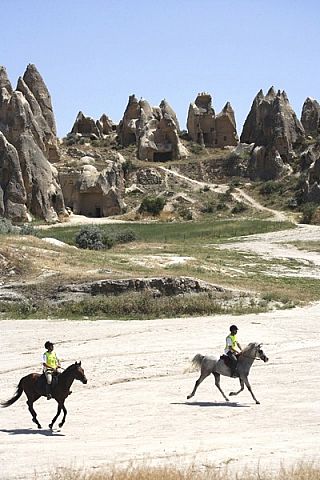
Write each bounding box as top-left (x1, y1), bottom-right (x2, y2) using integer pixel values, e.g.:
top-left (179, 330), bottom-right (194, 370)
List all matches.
top-left (239, 352), bottom-right (261, 360)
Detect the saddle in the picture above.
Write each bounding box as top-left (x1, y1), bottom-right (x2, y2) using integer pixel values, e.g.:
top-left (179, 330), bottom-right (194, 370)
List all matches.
top-left (36, 372), bottom-right (59, 397)
top-left (220, 354), bottom-right (233, 368)
top-left (220, 354), bottom-right (239, 377)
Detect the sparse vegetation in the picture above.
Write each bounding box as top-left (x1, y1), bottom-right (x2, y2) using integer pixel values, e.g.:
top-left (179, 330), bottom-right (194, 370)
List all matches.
top-left (0, 217), bottom-right (17, 234)
top-left (1, 290), bottom-right (270, 320)
top-left (75, 225), bottom-right (137, 250)
top-left (139, 196), bottom-right (166, 215)
top-left (299, 203), bottom-right (319, 224)
top-left (48, 463), bottom-right (320, 480)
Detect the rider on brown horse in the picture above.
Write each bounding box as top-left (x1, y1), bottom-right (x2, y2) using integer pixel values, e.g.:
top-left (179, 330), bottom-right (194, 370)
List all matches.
top-left (225, 325), bottom-right (242, 377)
top-left (42, 341), bottom-right (61, 400)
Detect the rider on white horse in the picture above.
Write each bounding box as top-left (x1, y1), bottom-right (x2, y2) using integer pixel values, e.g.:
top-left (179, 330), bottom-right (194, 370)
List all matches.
top-left (225, 325), bottom-right (242, 377)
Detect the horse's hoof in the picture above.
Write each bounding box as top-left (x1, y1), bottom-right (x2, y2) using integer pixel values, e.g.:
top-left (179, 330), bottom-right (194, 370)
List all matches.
top-left (225, 398), bottom-right (229, 402)
top-left (256, 401), bottom-right (260, 405)
top-left (38, 425), bottom-right (42, 429)
top-left (229, 392), bottom-right (234, 396)
top-left (187, 395), bottom-right (192, 400)
top-left (58, 422), bottom-right (63, 428)
top-left (48, 424), bottom-right (53, 430)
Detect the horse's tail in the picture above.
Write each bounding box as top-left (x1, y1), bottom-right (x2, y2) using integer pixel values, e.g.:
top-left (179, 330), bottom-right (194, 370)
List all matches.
top-left (1, 379), bottom-right (23, 408)
top-left (191, 353), bottom-right (205, 370)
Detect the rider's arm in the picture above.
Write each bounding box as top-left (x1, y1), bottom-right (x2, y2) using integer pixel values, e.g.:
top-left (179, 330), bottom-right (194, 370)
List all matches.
top-left (237, 341), bottom-right (242, 351)
top-left (226, 337), bottom-right (232, 351)
top-left (42, 354), bottom-right (48, 368)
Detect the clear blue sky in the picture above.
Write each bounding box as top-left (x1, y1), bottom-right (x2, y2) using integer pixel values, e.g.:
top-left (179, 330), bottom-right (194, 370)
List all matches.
top-left (1, 0), bottom-right (319, 137)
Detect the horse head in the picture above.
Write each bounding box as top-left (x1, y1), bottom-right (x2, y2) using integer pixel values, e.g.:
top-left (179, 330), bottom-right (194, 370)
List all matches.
top-left (73, 361), bottom-right (88, 384)
top-left (256, 343), bottom-right (268, 363)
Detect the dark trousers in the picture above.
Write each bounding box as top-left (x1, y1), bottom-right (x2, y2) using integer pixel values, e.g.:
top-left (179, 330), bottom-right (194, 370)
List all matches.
top-left (227, 351), bottom-right (238, 373)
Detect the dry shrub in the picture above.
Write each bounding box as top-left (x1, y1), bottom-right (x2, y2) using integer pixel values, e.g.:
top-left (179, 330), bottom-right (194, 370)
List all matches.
top-left (49, 462), bottom-right (320, 480)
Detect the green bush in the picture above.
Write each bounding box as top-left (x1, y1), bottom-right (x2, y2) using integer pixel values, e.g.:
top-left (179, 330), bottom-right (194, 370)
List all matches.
top-left (0, 217), bottom-right (17, 234)
top-left (259, 180), bottom-right (283, 195)
top-left (19, 224), bottom-right (41, 237)
top-left (231, 202), bottom-right (248, 214)
top-left (300, 203), bottom-right (318, 224)
top-left (139, 196), bottom-right (166, 215)
top-left (114, 229), bottom-right (137, 244)
top-left (75, 225), bottom-right (105, 250)
top-left (75, 226), bottom-right (137, 250)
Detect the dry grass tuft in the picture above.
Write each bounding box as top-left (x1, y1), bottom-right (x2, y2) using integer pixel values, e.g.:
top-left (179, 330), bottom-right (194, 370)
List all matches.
top-left (49, 463), bottom-right (320, 480)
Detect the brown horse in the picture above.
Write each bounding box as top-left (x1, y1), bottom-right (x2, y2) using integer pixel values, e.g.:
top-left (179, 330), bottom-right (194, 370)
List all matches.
top-left (1, 361), bottom-right (87, 430)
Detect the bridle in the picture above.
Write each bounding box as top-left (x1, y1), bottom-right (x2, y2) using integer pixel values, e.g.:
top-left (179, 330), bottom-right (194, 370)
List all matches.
top-left (239, 347), bottom-right (264, 361)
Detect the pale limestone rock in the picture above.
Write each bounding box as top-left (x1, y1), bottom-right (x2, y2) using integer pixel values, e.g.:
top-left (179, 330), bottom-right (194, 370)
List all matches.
top-left (187, 92), bottom-right (238, 147)
top-left (241, 87), bottom-right (305, 161)
top-left (301, 97), bottom-right (320, 136)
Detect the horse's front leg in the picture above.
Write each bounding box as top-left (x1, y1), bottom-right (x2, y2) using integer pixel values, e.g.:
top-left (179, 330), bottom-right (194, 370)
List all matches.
top-left (213, 373), bottom-right (229, 402)
top-left (49, 404), bottom-right (61, 430)
top-left (243, 377), bottom-right (260, 404)
top-left (58, 403), bottom-right (67, 428)
top-left (229, 378), bottom-right (244, 397)
top-left (27, 400), bottom-right (42, 429)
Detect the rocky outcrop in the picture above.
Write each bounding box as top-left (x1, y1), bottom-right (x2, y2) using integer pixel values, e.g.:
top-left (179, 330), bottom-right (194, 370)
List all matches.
top-left (118, 95), bottom-right (187, 161)
top-left (71, 111), bottom-right (101, 138)
top-left (58, 276), bottom-right (226, 298)
top-left (70, 111), bottom-right (116, 139)
top-left (0, 64), bottom-right (66, 222)
top-left (187, 92), bottom-right (238, 147)
top-left (301, 97), bottom-right (320, 137)
top-left (300, 144), bottom-right (320, 204)
top-left (21, 64), bottom-right (60, 162)
top-left (241, 87), bottom-right (305, 161)
top-left (59, 152), bottom-right (125, 217)
top-left (248, 145), bottom-right (291, 180)
top-left (0, 132), bottom-right (28, 221)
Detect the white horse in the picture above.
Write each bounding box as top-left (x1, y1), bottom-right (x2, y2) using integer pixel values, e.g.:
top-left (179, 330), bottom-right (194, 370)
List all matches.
top-left (187, 342), bottom-right (268, 404)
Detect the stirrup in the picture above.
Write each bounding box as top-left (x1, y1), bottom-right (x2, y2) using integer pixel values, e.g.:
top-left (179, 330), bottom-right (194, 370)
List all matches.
top-left (47, 394), bottom-right (52, 400)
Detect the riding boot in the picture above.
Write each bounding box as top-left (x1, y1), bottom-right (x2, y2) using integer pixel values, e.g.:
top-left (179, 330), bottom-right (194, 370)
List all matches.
top-left (46, 383), bottom-right (52, 400)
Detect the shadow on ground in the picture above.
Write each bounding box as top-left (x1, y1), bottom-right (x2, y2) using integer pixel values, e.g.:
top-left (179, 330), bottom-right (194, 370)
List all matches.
top-left (0, 428), bottom-right (65, 436)
top-left (171, 401), bottom-right (249, 407)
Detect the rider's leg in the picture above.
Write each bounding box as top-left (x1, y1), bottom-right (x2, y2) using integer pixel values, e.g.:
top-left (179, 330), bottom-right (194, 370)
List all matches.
top-left (227, 352), bottom-right (238, 377)
top-left (45, 370), bottom-right (53, 399)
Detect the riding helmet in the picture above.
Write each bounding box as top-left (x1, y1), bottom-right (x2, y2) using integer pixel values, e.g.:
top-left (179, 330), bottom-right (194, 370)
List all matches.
top-left (44, 341), bottom-right (53, 349)
top-left (229, 325), bottom-right (238, 332)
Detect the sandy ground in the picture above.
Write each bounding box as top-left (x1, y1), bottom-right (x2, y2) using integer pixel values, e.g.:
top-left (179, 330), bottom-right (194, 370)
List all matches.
top-left (1, 224), bottom-right (320, 479)
top-left (0, 304), bottom-right (320, 479)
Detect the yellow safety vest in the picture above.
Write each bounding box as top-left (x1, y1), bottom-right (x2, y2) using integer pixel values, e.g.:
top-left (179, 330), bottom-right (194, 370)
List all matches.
top-left (226, 334), bottom-right (237, 351)
top-left (44, 351), bottom-right (58, 369)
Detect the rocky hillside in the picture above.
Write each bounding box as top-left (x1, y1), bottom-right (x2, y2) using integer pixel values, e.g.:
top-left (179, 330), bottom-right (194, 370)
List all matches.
top-left (1, 64), bottom-right (320, 224)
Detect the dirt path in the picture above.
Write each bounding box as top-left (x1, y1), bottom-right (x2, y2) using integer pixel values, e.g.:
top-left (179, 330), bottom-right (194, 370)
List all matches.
top-left (218, 224), bottom-right (320, 277)
top-left (1, 302), bottom-right (320, 479)
top-left (159, 166), bottom-right (289, 221)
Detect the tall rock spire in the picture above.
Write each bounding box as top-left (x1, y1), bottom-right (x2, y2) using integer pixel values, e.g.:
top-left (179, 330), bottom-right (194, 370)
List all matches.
top-left (23, 63), bottom-right (57, 135)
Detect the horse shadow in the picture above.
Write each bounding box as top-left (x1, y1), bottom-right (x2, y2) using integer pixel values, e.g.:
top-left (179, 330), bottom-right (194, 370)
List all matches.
top-left (0, 428), bottom-right (65, 437)
top-left (171, 401), bottom-right (249, 408)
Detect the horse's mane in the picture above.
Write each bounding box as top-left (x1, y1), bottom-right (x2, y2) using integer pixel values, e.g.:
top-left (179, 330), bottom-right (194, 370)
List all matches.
top-left (61, 363), bottom-right (78, 375)
top-left (242, 342), bottom-right (259, 354)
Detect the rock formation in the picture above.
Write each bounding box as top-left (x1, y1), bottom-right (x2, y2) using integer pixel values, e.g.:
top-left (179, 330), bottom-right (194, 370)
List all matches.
top-left (59, 152), bottom-right (125, 217)
top-left (187, 92), bottom-right (238, 147)
top-left (301, 97), bottom-right (320, 137)
top-left (241, 87), bottom-right (305, 162)
top-left (70, 111), bottom-right (116, 139)
top-left (0, 132), bottom-right (28, 221)
top-left (118, 95), bottom-right (187, 161)
top-left (299, 143), bottom-right (320, 204)
top-left (0, 64), bottom-right (66, 222)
